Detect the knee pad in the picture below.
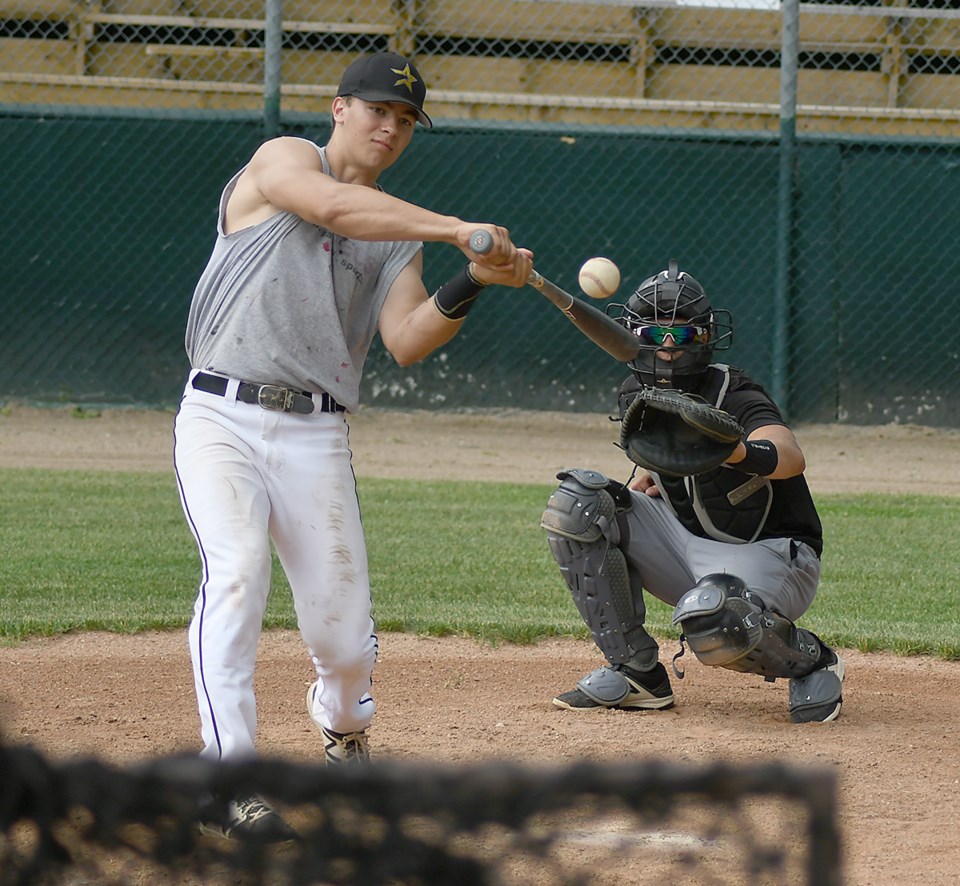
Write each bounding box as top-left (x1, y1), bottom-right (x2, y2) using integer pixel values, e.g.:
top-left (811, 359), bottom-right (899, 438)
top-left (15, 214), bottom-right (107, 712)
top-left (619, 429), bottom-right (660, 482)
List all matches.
top-left (540, 468), bottom-right (620, 544)
top-left (672, 573), bottom-right (821, 680)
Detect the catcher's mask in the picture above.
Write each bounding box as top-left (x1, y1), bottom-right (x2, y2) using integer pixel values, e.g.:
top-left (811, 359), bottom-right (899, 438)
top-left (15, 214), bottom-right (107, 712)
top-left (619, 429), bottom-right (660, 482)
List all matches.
top-left (611, 260), bottom-right (733, 391)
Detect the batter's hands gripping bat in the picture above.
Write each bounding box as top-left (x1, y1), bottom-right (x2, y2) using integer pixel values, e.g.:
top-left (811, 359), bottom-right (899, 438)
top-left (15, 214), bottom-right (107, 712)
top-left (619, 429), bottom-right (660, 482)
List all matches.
top-left (469, 230), bottom-right (640, 363)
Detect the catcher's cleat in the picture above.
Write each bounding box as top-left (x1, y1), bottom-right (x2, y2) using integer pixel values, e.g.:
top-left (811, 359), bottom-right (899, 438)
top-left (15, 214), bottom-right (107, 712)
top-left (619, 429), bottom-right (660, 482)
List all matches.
top-left (198, 794), bottom-right (299, 843)
top-left (553, 663), bottom-right (675, 711)
top-left (306, 680), bottom-right (371, 763)
top-left (789, 648), bottom-right (845, 724)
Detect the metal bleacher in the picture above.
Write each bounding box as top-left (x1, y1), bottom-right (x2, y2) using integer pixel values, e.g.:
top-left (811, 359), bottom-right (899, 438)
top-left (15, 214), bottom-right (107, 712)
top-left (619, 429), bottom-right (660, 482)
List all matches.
top-left (2, 0), bottom-right (959, 134)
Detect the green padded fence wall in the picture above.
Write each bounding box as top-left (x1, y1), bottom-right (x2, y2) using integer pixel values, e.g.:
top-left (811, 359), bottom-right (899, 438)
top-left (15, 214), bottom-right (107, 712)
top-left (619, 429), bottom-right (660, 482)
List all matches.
top-left (2, 109), bottom-right (958, 425)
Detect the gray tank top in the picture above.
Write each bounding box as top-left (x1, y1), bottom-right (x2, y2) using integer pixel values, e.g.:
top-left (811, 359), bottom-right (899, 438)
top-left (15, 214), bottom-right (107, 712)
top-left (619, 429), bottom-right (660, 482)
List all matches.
top-left (184, 140), bottom-right (422, 413)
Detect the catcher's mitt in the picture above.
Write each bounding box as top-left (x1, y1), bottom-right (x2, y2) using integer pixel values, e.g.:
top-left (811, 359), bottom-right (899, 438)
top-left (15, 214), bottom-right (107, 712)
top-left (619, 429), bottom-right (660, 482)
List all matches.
top-left (620, 387), bottom-right (743, 477)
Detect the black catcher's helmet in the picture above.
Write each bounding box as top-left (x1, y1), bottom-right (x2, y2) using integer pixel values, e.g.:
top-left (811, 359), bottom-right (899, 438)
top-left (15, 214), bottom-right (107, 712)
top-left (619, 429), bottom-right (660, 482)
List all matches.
top-left (611, 260), bottom-right (733, 391)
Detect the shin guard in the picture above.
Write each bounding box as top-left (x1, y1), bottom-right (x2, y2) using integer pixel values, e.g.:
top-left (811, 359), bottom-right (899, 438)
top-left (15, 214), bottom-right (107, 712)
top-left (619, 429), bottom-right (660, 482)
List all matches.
top-left (542, 469), bottom-right (648, 665)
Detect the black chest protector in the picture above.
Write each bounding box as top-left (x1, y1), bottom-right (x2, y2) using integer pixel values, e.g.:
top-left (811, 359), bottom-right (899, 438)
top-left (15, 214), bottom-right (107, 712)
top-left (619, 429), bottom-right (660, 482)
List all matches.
top-left (649, 366), bottom-right (773, 544)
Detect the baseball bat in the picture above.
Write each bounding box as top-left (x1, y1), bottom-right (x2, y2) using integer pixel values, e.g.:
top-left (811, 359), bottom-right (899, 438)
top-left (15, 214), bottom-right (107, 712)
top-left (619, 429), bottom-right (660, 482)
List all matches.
top-left (469, 229), bottom-right (640, 363)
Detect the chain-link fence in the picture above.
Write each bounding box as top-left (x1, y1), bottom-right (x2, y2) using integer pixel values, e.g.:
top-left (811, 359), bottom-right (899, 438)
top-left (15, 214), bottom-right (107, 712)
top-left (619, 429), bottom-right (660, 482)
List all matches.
top-left (2, 1), bottom-right (958, 424)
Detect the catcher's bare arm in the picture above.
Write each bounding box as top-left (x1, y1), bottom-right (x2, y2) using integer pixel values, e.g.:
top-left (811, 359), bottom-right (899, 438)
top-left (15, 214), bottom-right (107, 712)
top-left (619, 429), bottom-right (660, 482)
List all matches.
top-left (633, 422), bottom-right (805, 494)
top-left (630, 472), bottom-right (661, 496)
top-left (726, 424), bottom-right (805, 480)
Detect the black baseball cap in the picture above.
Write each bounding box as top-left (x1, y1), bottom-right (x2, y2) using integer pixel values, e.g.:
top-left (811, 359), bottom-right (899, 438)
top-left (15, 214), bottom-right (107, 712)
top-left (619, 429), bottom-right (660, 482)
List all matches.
top-left (336, 52), bottom-right (433, 128)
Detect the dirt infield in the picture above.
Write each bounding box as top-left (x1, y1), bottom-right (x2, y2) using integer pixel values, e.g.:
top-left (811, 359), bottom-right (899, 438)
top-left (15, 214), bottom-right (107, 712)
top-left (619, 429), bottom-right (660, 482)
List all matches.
top-left (2, 404), bottom-right (960, 884)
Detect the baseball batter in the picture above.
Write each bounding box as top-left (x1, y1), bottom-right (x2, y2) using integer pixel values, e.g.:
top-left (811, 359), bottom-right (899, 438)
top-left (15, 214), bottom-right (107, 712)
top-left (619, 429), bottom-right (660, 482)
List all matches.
top-left (174, 52), bottom-right (533, 841)
top-left (542, 262), bottom-right (844, 724)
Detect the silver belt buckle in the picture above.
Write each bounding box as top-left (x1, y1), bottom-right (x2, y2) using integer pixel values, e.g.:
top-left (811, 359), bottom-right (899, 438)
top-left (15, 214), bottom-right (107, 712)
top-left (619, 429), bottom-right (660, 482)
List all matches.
top-left (257, 384), bottom-right (296, 412)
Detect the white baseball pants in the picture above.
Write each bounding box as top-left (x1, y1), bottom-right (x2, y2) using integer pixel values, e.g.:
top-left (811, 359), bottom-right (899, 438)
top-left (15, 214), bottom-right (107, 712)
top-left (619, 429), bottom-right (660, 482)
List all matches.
top-left (173, 373), bottom-right (377, 761)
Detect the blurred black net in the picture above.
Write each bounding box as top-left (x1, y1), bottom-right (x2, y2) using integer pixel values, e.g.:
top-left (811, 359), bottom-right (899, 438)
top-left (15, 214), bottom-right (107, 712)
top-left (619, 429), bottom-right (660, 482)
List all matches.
top-left (0, 739), bottom-right (840, 885)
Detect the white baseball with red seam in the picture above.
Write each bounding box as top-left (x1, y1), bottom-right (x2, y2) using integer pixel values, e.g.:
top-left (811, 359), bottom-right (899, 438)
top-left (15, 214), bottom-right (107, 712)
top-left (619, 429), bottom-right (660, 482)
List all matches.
top-left (578, 257), bottom-right (621, 299)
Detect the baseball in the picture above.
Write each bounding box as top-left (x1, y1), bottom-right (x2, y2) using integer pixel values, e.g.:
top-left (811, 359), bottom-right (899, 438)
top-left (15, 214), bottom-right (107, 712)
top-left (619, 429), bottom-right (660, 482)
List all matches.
top-left (578, 257), bottom-right (621, 299)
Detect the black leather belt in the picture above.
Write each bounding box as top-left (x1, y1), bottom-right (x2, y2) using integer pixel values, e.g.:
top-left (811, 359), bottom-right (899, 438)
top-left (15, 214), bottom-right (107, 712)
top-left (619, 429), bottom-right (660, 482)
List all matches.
top-left (191, 372), bottom-right (343, 415)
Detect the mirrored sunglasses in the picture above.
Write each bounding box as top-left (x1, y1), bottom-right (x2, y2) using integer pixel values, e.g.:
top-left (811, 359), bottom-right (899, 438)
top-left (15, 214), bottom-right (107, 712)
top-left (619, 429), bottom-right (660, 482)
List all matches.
top-left (635, 324), bottom-right (710, 346)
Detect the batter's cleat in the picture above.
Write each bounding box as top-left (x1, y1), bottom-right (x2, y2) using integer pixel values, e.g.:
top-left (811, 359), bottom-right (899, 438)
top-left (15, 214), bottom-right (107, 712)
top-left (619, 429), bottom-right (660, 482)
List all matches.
top-left (320, 725), bottom-right (370, 764)
top-left (789, 648), bottom-right (845, 724)
top-left (198, 794), bottom-right (299, 843)
top-left (553, 663), bottom-right (675, 711)
top-left (306, 680), bottom-right (371, 764)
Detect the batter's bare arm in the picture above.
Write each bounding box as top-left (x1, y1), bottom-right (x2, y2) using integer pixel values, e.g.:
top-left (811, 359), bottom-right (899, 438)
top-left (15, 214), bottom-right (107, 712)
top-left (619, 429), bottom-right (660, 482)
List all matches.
top-left (229, 137), bottom-right (517, 269)
top-left (380, 254), bottom-right (533, 366)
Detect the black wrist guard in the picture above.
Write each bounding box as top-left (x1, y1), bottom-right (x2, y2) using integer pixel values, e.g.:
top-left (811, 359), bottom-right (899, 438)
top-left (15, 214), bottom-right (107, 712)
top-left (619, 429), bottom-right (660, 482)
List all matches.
top-left (433, 265), bottom-right (486, 320)
top-left (733, 439), bottom-right (779, 476)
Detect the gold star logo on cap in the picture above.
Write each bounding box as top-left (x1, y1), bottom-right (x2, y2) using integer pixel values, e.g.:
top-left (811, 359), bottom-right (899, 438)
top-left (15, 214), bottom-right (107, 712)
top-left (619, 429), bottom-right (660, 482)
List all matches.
top-left (390, 64), bottom-right (418, 94)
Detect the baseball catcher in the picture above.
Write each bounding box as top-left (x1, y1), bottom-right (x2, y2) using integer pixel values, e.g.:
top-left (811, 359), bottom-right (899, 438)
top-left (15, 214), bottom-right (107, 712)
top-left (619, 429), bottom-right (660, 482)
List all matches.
top-left (541, 260), bottom-right (844, 724)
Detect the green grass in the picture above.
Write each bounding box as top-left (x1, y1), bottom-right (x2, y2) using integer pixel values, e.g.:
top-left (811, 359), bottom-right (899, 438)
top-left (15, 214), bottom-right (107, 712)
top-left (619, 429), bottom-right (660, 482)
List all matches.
top-left (1, 469), bottom-right (959, 658)
top-left (804, 494), bottom-right (960, 658)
